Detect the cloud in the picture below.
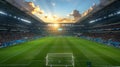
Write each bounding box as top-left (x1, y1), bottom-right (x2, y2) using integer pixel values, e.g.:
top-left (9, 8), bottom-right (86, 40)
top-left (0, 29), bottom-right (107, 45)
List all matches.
top-left (70, 10), bottom-right (81, 21)
top-left (27, 2), bottom-right (44, 14)
top-left (28, 2), bottom-right (35, 8)
top-left (44, 16), bottom-right (48, 18)
top-left (56, 18), bottom-right (74, 23)
top-left (41, 14), bottom-right (74, 23)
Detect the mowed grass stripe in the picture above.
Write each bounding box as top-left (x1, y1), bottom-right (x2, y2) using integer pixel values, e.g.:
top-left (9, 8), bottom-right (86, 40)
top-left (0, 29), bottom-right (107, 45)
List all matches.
top-left (0, 37), bottom-right (54, 66)
top-left (62, 37), bottom-right (72, 53)
top-left (69, 38), bottom-right (111, 66)
top-left (0, 37), bottom-right (120, 67)
top-left (79, 38), bottom-right (120, 65)
top-left (49, 37), bottom-right (72, 53)
top-left (48, 37), bottom-right (64, 53)
top-left (0, 37), bottom-right (47, 62)
top-left (29, 37), bottom-right (77, 67)
top-left (79, 38), bottom-right (120, 55)
top-left (74, 38), bottom-right (120, 66)
top-left (66, 37), bottom-right (89, 67)
top-left (28, 37), bottom-right (59, 67)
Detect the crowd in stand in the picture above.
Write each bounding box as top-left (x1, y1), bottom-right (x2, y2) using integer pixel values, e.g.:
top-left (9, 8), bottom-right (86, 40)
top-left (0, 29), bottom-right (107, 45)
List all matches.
top-left (79, 32), bottom-right (120, 48)
top-left (0, 31), bottom-right (40, 48)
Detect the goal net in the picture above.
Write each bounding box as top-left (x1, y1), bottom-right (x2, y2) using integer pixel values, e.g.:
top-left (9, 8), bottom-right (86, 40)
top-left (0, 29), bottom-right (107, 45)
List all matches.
top-left (46, 53), bottom-right (74, 67)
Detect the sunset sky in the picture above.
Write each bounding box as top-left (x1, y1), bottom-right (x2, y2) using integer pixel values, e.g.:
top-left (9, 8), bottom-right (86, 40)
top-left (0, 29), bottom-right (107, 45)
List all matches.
top-left (25, 0), bottom-right (100, 23)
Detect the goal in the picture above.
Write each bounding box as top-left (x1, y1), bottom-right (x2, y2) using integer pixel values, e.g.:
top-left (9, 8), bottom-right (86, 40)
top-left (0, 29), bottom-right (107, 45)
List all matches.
top-left (46, 53), bottom-right (74, 67)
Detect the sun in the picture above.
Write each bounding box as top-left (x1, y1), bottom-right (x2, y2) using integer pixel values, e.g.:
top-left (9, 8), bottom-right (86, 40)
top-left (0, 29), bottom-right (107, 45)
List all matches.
top-left (53, 24), bottom-right (59, 28)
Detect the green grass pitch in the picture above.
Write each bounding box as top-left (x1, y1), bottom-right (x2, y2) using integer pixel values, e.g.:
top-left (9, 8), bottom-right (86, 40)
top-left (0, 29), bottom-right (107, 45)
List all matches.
top-left (0, 37), bottom-right (120, 67)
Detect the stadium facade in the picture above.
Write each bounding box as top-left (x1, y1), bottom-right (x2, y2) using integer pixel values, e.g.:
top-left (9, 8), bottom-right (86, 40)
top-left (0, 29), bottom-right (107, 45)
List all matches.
top-left (0, 0), bottom-right (120, 67)
top-left (0, 0), bottom-right (120, 48)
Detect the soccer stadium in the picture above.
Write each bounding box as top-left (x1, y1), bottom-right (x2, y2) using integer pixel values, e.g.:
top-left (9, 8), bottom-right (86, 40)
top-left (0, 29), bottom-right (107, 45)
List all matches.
top-left (0, 0), bottom-right (120, 67)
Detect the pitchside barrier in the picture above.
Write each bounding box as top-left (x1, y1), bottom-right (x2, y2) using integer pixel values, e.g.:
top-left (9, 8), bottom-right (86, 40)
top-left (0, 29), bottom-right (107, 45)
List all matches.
top-left (46, 53), bottom-right (75, 67)
top-left (0, 36), bottom-right (42, 48)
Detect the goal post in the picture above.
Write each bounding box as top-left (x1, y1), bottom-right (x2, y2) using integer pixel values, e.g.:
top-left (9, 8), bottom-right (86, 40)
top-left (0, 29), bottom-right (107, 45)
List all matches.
top-left (46, 53), bottom-right (74, 67)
